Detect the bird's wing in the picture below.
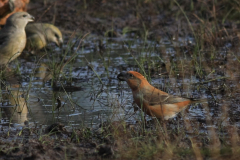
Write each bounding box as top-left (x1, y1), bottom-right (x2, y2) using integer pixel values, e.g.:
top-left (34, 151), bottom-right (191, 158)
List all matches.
top-left (25, 27), bottom-right (39, 36)
top-left (26, 23), bottom-right (45, 36)
top-left (143, 91), bottom-right (190, 106)
top-left (163, 95), bottom-right (190, 104)
top-left (0, 29), bottom-right (10, 46)
top-left (26, 33), bottom-right (46, 49)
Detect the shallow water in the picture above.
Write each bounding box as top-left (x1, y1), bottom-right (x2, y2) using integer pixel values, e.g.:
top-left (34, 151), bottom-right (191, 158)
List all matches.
top-left (0, 34), bottom-right (238, 130)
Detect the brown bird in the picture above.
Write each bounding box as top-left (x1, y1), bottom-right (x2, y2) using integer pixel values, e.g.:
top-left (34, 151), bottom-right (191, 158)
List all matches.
top-left (117, 71), bottom-right (205, 120)
top-left (0, 11), bottom-right (34, 66)
top-left (25, 23), bottom-right (63, 51)
top-left (0, 0), bottom-right (29, 26)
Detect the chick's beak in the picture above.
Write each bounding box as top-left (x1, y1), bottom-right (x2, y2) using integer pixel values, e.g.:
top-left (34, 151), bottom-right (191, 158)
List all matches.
top-left (58, 38), bottom-right (63, 48)
top-left (117, 72), bottom-right (127, 81)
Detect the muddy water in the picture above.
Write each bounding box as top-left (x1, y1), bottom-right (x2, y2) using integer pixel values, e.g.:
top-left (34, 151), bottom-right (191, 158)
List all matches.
top-left (0, 35), bottom-right (229, 129)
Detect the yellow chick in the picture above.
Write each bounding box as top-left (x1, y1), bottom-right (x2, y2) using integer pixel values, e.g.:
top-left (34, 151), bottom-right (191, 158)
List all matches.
top-left (25, 23), bottom-right (63, 51)
top-left (0, 11), bottom-right (34, 66)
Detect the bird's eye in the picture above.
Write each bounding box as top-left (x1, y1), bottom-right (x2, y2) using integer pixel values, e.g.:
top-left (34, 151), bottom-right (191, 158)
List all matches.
top-left (129, 74), bottom-right (134, 78)
top-left (22, 15), bottom-right (27, 17)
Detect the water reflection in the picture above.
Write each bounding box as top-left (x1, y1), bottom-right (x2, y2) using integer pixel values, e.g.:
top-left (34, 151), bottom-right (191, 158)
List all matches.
top-left (1, 84), bottom-right (28, 125)
top-left (0, 35), bottom-right (235, 128)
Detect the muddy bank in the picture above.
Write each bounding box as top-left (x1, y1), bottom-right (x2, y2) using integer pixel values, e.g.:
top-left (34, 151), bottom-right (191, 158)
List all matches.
top-left (27, 0), bottom-right (240, 48)
top-left (0, 122), bottom-right (108, 159)
top-left (1, 118), bottom-right (239, 160)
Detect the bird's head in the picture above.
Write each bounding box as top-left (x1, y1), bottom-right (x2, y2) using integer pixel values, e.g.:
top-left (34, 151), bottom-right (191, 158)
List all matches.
top-left (6, 12), bottom-right (34, 28)
top-left (117, 71), bottom-right (149, 91)
top-left (45, 24), bottom-right (63, 48)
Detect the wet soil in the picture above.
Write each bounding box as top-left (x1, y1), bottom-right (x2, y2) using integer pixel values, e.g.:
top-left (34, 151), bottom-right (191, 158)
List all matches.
top-left (27, 0), bottom-right (240, 43)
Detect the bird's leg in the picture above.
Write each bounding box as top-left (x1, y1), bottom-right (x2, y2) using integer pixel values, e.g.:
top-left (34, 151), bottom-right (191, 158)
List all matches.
top-left (144, 112), bottom-right (147, 126)
top-left (139, 112), bottom-right (147, 134)
top-left (0, 65), bottom-right (11, 72)
top-left (139, 104), bottom-right (147, 130)
top-left (6, 66), bottom-right (12, 72)
top-left (153, 117), bottom-right (165, 131)
top-left (138, 107), bottom-right (147, 131)
top-left (162, 119), bottom-right (170, 140)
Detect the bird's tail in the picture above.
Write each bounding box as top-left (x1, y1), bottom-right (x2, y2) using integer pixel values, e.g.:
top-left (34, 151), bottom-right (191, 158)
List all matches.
top-left (189, 98), bottom-right (208, 104)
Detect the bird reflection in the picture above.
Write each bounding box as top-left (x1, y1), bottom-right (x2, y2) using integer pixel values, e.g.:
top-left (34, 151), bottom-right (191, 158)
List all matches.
top-left (1, 83), bottom-right (28, 125)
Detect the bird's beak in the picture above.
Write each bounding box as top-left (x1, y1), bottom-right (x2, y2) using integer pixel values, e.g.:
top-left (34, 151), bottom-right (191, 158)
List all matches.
top-left (58, 38), bottom-right (63, 48)
top-left (29, 15), bottom-right (35, 21)
top-left (117, 72), bottom-right (128, 81)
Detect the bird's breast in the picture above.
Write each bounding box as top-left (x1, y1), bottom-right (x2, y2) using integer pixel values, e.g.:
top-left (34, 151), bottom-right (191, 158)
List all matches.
top-left (7, 30), bottom-right (26, 60)
top-left (14, 30), bottom-right (26, 50)
top-left (132, 91), bottom-right (143, 102)
top-left (132, 91), bottom-right (150, 110)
